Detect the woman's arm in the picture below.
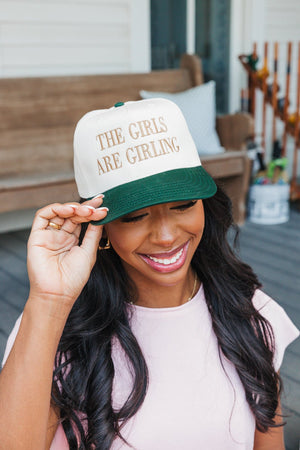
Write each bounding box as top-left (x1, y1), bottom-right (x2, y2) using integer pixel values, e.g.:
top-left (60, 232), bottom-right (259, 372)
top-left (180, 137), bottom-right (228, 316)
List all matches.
top-left (0, 300), bottom-right (67, 449)
top-left (0, 199), bottom-right (107, 449)
top-left (253, 400), bottom-right (285, 450)
top-left (46, 405), bottom-right (60, 449)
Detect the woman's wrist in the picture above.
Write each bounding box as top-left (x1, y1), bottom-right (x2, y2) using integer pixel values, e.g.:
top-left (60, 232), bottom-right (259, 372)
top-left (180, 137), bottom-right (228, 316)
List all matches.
top-left (25, 291), bottom-right (74, 333)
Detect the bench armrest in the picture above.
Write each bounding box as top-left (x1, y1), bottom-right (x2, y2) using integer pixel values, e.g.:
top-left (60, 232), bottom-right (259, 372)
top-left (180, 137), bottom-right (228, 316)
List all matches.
top-left (216, 112), bottom-right (254, 151)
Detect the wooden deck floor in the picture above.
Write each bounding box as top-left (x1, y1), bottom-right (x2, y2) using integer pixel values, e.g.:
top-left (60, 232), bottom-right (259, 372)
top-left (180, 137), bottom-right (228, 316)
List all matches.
top-left (0, 207), bottom-right (299, 449)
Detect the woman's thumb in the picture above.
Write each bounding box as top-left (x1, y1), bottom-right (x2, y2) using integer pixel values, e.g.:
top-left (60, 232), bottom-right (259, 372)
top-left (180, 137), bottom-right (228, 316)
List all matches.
top-left (80, 223), bottom-right (103, 259)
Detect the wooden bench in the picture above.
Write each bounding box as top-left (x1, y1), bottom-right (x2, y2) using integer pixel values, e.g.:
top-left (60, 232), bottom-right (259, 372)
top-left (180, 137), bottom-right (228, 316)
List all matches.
top-left (0, 54), bottom-right (252, 227)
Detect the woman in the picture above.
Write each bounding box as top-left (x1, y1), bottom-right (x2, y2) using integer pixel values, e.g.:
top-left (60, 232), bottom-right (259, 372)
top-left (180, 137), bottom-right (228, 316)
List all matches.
top-left (0, 98), bottom-right (299, 449)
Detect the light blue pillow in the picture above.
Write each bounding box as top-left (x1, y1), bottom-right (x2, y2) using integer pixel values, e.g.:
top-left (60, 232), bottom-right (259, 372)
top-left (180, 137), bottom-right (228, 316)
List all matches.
top-left (140, 81), bottom-right (224, 156)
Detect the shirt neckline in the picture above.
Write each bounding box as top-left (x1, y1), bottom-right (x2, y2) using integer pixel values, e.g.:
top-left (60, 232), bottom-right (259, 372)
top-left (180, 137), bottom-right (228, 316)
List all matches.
top-left (128, 283), bottom-right (204, 314)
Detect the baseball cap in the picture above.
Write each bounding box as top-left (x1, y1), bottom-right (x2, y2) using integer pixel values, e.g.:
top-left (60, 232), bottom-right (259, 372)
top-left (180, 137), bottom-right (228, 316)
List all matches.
top-left (73, 98), bottom-right (217, 224)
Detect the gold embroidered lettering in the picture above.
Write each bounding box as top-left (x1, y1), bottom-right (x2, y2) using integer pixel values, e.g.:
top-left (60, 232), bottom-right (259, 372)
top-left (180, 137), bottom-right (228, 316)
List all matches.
top-left (140, 143), bottom-right (152, 160)
top-left (111, 152), bottom-right (122, 169)
top-left (151, 117), bottom-right (159, 134)
top-left (128, 116), bottom-right (168, 140)
top-left (126, 147), bottom-right (137, 164)
top-left (158, 116), bottom-right (168, 132)
top-left (126, 145), bottom-right (148, 164)
top-left (115, 128), bottom-right (125, 145)
top-left (158, 138), bottom-right (169, 154)
top-left (97, 159), bottom-right (106, 175)
top-left (161, 138), bottom-right (174, 153)
top-left (160, 137), bottom-right (180, 153)
top-left (128, 123), bottom-right (139, 140)
top-left (97, 152), bottom-right (123, 174)
top-left (149, 140), bottom-right (164, 157)
top-left (104, 130), bottom-right (118, 148)
top-left (103, 155), bottom-right (114, 171)
top-left (134, 145), bottom-right (146, 162)
top-left (140, 119), bottom-right (154, 137)
top-left (96, 134), bottom-right (106, 151)
top-left (171, 137), bottom-right (180, 152)
top-left (96, 128), bottom-right (125, 150)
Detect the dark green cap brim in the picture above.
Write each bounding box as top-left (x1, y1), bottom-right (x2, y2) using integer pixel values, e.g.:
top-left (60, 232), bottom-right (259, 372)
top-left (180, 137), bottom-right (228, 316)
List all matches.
top-left (89, 166), bottom-right (217, 225)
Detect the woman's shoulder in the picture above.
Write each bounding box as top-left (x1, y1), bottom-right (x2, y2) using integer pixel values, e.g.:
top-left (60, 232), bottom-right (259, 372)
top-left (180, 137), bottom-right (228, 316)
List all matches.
top-left (252, 289), bottom-right (299, 370)
top-left (252, 288), bottom-right (297, 323)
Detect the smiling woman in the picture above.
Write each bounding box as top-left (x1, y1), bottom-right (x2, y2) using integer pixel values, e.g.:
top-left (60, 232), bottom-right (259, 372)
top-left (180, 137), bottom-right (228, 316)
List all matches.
top-left (0, 99), bottom-right (299, 450)
top-left (105, 200), bottom-right (204, 307)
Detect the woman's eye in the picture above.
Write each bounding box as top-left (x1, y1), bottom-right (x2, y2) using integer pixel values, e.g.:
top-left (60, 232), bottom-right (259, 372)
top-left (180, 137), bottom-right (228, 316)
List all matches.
top-left (172, 200), bottom-right (197, 211)
top-left (121, 213), bottom-right (148, 223)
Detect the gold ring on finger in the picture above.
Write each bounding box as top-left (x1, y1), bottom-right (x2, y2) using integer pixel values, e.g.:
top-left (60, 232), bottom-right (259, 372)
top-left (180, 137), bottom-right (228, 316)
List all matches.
top-left (48, 221), bottom-right (62, 230)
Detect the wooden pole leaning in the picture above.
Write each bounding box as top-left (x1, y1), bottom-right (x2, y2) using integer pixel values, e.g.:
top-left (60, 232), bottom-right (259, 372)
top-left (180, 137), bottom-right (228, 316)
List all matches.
top-left (282, 42), bottom-right (292, 157)
top-left (261, 42), bottom-right (269, 155)
top-left (272, 42), bottom-right (279, 151)
top-left (250, 42), bottom-right (257, 118)
top-left (291, 42), bottom-right (300, 199)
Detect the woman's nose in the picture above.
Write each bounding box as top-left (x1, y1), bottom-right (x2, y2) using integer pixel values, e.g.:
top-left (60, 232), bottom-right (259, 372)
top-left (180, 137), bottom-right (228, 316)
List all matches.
top-left (149, 217), bottom-right (178, 247)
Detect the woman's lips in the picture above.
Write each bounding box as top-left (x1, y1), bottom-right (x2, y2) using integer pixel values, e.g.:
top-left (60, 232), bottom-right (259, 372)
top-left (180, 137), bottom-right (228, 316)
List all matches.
top-left (139, 241), bottom-right (189, 273)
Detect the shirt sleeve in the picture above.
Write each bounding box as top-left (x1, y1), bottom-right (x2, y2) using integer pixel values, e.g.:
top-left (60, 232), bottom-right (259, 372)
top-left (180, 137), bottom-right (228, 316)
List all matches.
top-left (252, 289), bottom-right (300, 371)
top-left (1, 313), bottom-right (23, 368)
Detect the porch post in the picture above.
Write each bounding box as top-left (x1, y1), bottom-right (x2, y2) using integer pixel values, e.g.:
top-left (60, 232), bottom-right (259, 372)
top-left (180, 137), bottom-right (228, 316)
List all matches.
top-left (187, 0), bottom-right (196, 54)
top-left (130, 0), bottom-right (151, 72)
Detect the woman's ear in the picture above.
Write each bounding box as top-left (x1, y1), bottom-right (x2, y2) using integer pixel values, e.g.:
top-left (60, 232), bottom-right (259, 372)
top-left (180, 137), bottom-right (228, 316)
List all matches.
top-left (98, 227), bottom-right (111, 251)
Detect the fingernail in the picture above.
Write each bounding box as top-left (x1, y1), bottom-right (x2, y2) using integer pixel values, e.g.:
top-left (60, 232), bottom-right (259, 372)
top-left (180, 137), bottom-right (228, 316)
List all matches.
top-left (93, 194), bottom-right (105, 199)
top-left (96, 207), bottom-right (109, 212)
top-left (85, 206), bottom-right (95, 211)
top-left (68, 204), bottom-right (78, 209)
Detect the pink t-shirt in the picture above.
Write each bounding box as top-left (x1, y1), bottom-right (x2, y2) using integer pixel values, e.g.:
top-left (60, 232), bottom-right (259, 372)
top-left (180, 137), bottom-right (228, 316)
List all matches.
top-left (2, 287), bottom-right (299, 449)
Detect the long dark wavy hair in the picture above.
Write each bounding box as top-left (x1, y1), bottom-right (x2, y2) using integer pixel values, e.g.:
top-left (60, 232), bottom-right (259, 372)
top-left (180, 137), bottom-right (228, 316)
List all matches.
top-left (51, 186), bottom-right (282, 449)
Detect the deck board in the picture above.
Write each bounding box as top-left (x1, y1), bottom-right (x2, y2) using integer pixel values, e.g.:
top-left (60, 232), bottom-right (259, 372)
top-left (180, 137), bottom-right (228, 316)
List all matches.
top-left (237, 207), bottom-right (300, 450)
top-left (0, 208), bottom-right (299, 449)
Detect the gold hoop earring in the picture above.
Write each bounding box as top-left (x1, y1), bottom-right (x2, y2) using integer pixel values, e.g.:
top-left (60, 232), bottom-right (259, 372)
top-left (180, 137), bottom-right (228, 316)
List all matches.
top-left (99, 237), bottom-right (111, 250)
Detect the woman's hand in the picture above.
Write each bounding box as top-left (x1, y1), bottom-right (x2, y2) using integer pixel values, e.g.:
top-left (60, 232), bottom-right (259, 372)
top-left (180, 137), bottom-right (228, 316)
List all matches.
top-left (27, 196), bottom-right (108, 312)
top-left (0, 197), bottom-right (108, 449)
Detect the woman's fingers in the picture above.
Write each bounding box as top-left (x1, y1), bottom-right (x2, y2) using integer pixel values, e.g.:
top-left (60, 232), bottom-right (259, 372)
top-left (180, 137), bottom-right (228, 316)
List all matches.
top-left (59, 206), bottom-right (108, 234)
top-left (32, 204), bottom-right (76, 232)
top-left (80, 223), bottom-right (104, 258)
top-left (31, 197), bottom-right (107, 233)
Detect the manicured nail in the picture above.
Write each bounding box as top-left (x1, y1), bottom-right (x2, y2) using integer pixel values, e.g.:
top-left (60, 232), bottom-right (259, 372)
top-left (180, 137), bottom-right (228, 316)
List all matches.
top-left (96, 207), bottom-right (109, 212)
top-left (93, 194), bottom-right (105, 199)
top-left (68, 204), bottom-right (78, 209)
top-left (85, 206), bottom-right (95, 211)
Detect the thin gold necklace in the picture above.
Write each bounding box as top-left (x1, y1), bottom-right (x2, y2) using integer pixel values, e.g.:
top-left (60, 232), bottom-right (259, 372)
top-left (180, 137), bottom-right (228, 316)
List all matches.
top-left (186, 272), bottom-right (198, 302)
top-left (129, 272), bottom-right (198, 305)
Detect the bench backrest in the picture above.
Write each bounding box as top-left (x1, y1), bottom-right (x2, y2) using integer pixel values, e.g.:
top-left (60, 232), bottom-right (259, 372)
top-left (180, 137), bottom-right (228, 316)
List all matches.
top-left (0, 54), bottom-right (203, 177)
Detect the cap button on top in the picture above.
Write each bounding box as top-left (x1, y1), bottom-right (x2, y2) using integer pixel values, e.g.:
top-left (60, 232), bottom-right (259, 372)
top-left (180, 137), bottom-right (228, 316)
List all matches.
top-left (114, 102), bottom-right (125, 107)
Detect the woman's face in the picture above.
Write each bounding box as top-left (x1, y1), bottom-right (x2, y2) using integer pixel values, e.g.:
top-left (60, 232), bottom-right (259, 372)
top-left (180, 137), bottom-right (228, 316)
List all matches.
top-left (104, 200), bottom-right (205, 289)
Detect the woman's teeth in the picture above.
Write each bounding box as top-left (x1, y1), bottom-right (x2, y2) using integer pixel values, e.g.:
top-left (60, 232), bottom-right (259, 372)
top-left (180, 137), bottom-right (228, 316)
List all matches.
top-left (147, 248), bottom-right (183, 265)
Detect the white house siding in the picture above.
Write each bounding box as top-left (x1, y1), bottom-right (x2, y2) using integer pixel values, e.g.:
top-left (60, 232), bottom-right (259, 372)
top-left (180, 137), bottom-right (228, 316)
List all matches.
top-left (0, 0), bottom-right (150, 78)
top-left (264, 0), bottom-right (300, 42)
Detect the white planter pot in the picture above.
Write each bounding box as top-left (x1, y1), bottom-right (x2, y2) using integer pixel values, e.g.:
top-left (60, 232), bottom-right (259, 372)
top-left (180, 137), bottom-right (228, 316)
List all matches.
top-left (248, 184), bottom-right (290, 225)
